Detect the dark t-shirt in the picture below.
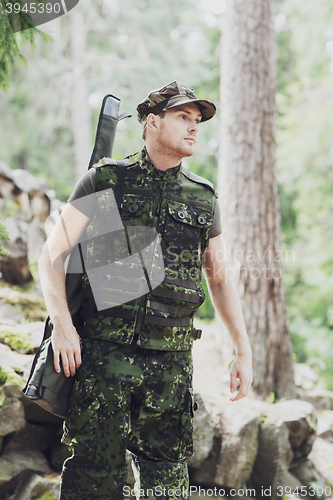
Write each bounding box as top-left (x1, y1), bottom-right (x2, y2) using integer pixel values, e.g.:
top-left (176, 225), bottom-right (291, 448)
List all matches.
top-left (68, 168), bottom-right (222, 238)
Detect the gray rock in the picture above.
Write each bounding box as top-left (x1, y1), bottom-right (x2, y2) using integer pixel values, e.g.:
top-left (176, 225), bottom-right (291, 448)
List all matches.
top-left (0, 302), bottom-right (25, 325)
top-left (273, 400), bottom-right (317, 458)
top-left (317, 410), bottom-right (333, 434)
top-left (11, 169), bottom-right (46, 193)
top-left (291, 458), bottom-right (330, 498)
top-left (0, 238), bottom-right (33, 284)
top-left (187, 393), bottom-right (214, 469)
top-left (308, 437), bottom-right (333, 487)
top-left (298, 387), bottom-right (333, 411)
top-left (250, 418), bottom-right (302, 499)
top-left (0, 450), bottom-right (50, 487)
top-left (0, 399), bottom-right (25, 436)
top-left (0, 160), bottom-right (14, 181)
top-left (4, 421), bottom-right (59, 453)
top-left (14, 472), bottom-right (60, 500)
top-left (3, 381), bottom-right (24, 399)
top-left (214, 404), bottom-right (260, 488)
top-left (317, 410), bottom-right (333, 442)
top-left (0, 342), bottom-right (34, 383)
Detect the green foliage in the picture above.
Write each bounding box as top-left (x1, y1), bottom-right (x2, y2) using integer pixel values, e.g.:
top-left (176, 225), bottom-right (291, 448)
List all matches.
top-left (196, 273), bottom-right (215, 322)
top-left (277, 0), bottom-right (333, 389)
top-left (0, 0), bottom-right (52, 92)
top-left (31, 492), bottom-right (57, 500)
top-left (0, 367), bottom-right (8, 385)
top-left (0, 0), bottom-right (220, 199)
top-left (0, 216), bottom-right (9, 256)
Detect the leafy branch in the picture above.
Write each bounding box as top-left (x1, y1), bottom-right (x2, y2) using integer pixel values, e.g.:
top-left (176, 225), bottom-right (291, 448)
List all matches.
top-left (0, 0), bottom-right (52, 92)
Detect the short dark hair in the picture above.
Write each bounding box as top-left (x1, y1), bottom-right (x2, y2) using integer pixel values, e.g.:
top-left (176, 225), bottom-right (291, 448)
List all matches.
top-left (142, 111), bottom-right (166, 140)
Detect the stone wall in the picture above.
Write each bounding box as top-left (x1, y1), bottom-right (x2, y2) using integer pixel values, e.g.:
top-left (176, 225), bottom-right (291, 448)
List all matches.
top-left (0, 160), bottom-right (52, 284)
top-left (0, 311), bottom-right (333, 499)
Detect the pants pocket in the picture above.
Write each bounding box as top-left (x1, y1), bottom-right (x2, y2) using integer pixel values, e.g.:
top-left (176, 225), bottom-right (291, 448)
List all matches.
top-left (180, 389), bottom-right (194, 460)
top-left (62, 376), bottom-right (100, 453)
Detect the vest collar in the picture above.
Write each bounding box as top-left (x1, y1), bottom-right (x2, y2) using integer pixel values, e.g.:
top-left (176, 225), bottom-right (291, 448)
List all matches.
top-left (130, 147), bottom-right (182, 181)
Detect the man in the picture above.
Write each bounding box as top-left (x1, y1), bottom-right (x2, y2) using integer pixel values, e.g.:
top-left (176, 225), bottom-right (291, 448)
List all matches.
top-left (39, 81), bottom-right (252, 500)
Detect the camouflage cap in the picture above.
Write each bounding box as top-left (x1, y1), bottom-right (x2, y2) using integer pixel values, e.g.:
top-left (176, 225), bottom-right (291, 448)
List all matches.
top-left (137, 81), bottom-right (216, 125)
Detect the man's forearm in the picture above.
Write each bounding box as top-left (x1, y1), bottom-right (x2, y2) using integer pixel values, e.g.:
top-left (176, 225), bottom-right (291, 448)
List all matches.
top-left (39, 243), bottom-right (73, 329)
top-left (209, 279), bottom-right (251, 355)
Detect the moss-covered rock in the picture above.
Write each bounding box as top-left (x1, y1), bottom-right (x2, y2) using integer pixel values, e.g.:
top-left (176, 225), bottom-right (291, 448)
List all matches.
top-left (0, 322), bottom-right (44, 353)
top-left (0, 285), bottom-right (47, 323)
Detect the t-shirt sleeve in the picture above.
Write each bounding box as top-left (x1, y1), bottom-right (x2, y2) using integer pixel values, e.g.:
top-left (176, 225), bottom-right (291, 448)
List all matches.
top-left (67, 168), bottom-right (96, 219)
top-left (208, 200), bottom-right (222, 238)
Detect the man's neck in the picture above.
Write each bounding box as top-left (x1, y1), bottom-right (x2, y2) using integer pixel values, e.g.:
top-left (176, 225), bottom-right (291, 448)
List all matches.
top-left (145, 144), bottom-right (182, 172)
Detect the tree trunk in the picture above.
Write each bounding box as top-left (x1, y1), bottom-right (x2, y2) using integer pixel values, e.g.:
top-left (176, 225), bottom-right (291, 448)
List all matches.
top-left (70, 11), bottom-right (92, 182)
top-left (218, 0), bottom-right (296, 400)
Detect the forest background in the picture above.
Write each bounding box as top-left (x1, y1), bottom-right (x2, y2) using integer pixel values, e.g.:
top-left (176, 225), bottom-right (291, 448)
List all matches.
top-left (0, 0), bottom-right (333, 391)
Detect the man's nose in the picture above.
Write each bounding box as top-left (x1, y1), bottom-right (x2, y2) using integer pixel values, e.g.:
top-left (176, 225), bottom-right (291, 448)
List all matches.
top-left (189, 121), bottom-right (199, 133)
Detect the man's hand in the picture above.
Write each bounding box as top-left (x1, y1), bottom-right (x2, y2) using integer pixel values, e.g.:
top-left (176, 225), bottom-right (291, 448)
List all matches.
top-left (229, 351), bottom-right (253, 402)
top-left (51, 323), bottom-right (82, 377)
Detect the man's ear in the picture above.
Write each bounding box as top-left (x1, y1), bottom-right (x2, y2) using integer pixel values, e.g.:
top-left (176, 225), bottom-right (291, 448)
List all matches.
top-left (146, 113), bottom-right (159, 134)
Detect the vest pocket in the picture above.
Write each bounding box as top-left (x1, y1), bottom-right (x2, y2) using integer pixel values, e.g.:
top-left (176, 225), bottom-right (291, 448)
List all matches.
top-left (166, 200), bottom-right (213, 229)
top-left (164, 199), bottom-right (213, 269)
top-left (121, 195), bottom-right (152, 226)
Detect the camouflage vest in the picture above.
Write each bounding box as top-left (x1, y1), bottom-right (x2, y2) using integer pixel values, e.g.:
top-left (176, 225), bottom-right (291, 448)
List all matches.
top-left (82, 148), bottom-right (218, 351)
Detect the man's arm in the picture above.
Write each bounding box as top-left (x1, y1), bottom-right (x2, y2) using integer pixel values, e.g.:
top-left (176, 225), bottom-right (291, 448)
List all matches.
top-left (202, 235), bottom-right (253, 401)
top-left (39, 204), bottom-right (91, 377)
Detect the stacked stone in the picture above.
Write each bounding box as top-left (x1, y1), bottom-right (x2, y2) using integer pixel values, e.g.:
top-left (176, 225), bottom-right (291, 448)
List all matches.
top-left (0, 160), bottom-right (51, 284)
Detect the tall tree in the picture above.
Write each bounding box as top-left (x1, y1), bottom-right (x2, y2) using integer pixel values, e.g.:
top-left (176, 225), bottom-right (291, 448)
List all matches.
top-left (69, 10), bottom-right (92, 181)
top-left (218, 0), bottom-right (296, 400)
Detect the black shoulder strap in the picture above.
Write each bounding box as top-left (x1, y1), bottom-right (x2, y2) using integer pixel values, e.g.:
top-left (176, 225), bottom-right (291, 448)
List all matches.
top-left (114, 160), bottom-right (126, 213)
top-left (85, 160), bottom-right (126, 321)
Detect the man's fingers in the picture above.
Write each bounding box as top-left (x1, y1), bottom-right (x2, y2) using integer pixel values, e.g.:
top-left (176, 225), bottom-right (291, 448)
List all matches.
top-left (230, 391), bottom-right (246, 402)
top-left (53, 349), bottom-right (61, 374)
top-left (229, 367), bottom-right (237, 394)
top-left (229, 372), bottom-right (252, 402)
top-left (75, 348), bottom-right (82, 370)
top-left (51, 333), bottom-right (81, 377)
top-left (65, 347), bottom-right (81, 377)
top-left (68, 353), bottom-right (77, 377)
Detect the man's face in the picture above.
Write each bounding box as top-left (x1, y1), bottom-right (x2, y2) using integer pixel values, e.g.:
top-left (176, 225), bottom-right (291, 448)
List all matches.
top-left (155, 102), bottom-right (202, 159)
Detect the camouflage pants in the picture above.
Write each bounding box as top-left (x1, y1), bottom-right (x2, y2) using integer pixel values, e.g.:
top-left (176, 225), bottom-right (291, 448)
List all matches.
top-left (60, 338), bottom-right (194, 500)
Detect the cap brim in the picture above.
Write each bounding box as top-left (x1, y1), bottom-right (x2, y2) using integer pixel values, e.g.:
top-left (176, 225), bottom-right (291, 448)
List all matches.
top-left (164, 98), bottom-right (216, 122)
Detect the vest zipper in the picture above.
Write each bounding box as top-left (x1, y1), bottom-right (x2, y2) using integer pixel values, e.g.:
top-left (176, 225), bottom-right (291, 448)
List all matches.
top-left (134, 178), bottom-right (164, 344)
